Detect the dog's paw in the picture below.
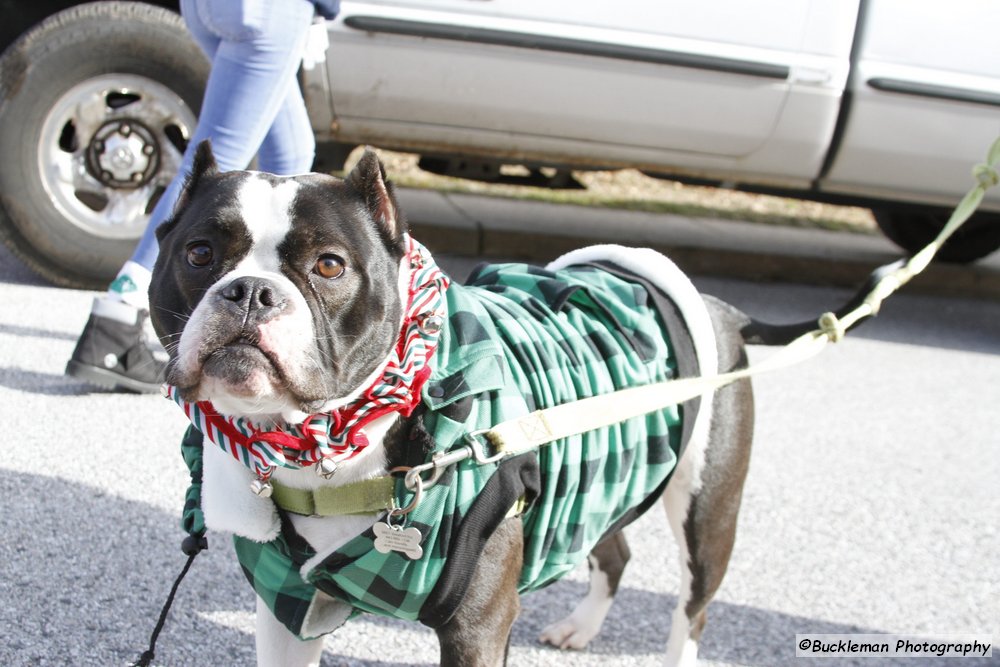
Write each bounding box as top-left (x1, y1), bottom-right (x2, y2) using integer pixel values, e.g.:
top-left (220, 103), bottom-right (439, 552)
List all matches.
top-left (538, 615), bottom-right (601, 650)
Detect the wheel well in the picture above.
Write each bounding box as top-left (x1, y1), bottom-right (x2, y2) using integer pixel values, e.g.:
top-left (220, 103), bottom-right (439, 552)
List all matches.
top-left (0, 1), bottom-right (180, 53)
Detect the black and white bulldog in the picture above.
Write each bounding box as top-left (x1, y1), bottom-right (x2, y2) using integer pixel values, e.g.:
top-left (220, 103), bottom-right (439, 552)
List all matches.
top-left (149, 141), bottom-right (851, 667)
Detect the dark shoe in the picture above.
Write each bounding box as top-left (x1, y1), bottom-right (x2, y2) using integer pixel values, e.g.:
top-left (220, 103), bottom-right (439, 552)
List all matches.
top-left (66, 297), bottom-right (167, 393)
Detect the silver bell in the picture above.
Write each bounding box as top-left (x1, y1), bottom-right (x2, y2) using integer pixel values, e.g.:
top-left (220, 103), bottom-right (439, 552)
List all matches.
top-left (250, 478), bottom-right (273, 498)
top-left (419, 313), bottom-right (444, 334)
top-left (317, 457), bottom-right (338, 479)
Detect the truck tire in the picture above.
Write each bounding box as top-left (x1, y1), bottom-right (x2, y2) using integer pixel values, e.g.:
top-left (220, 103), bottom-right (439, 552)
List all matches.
top-left (0, 2), bottom-right (208, 289)
top-left (874, 205), bottom-right (1000, 264)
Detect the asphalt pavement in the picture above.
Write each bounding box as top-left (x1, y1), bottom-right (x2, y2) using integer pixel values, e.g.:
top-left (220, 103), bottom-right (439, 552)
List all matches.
top-left (1, 194), bottom-right (997, 666)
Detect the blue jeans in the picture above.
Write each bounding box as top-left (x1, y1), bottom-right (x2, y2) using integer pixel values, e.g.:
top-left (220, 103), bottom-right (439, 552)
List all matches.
top-left (129, 0), bottom-right (317, 271)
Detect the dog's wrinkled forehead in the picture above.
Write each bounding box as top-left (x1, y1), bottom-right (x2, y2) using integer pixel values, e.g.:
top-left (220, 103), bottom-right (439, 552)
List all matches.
top-left (227, 174), bottom-right (300, 272)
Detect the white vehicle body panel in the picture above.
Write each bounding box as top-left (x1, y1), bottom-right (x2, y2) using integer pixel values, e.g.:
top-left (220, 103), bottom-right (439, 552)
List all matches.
top-left (824, 0), bottom-right (1000, 209)
top-left (323, 1), bottom-right (856, 183)
top-left (311, 0), bottom-right (1000, 212)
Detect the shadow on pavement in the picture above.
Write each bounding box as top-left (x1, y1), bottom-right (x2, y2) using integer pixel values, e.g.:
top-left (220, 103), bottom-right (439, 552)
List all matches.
top-left (4, 471), bottom-right (990, 667)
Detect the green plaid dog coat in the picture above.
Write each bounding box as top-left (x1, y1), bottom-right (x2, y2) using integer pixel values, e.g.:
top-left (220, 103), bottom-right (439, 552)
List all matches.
top-left (181, 259), bottom-right (701, 638)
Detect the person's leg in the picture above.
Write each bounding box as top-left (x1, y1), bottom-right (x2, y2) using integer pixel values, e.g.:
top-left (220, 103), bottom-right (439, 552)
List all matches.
top-left (69, 0), bottom-right (316, 392)
top-left (181, 0), bottom-right (315, 170)
top-left (127, 0), bottom-right (316, 282)
top-left (108, 0), bottom-right (223, 308)
top-left (256, 80), bottom-right (315, 176)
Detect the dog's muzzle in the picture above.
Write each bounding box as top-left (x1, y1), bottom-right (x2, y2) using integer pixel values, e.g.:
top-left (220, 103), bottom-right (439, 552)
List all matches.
top-left (167, 270), bottom-right (320, 412)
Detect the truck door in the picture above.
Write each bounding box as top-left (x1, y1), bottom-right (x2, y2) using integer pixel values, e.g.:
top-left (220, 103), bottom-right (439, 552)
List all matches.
top-left (324, 0), bottom-right (854, 172)
top-left (823, 0), bottom-right (1000, 209)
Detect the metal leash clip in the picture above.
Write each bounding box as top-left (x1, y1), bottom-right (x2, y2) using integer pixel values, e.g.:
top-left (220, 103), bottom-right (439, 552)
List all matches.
top-left (463, 429), bottom-right (507, 465)
top-left (392, 470), bottom-right (424, 516)
top-left (392, 429), bottom-right (508, 514)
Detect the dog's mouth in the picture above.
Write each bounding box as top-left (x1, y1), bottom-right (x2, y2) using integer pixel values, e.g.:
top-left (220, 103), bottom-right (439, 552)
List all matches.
top-left (205, 334), bottom-right (284, 382)
top-left (169, 335), bottom-right (285, 399)
top-left (203, 337), bottom-right (276, 374)
top-left (166, 333), bottom-right (334, 417)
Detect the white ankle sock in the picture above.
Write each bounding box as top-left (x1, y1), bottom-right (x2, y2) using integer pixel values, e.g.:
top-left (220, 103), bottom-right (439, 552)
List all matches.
top-left (106, 261), bottom-right (152, 310)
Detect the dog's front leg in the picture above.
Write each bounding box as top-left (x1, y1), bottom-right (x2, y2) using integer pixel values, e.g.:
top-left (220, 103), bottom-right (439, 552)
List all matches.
top-left (435, 518), bottom-right (524, 667)
top-left (255, 595), bottom-right (324, 667)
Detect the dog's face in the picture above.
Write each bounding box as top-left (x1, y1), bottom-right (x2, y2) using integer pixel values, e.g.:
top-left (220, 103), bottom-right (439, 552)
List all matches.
top-left (150, 142), bottom-right (407, 422)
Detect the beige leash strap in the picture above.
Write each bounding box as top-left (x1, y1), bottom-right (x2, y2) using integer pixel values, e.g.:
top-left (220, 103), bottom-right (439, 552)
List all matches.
top-left (478, 137), bottom-right (1000, 457)
top-left (484, 314), bottom-right (836, 455)
top-left (401, 138), bottom-right (1000, 494)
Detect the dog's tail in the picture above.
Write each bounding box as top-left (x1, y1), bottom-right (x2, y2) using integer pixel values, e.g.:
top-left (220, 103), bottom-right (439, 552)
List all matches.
top-left (738, 258), bottom-right (906, 346)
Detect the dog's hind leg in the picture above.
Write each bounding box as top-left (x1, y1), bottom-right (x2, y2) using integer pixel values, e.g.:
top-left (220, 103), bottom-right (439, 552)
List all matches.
top-left (538, 531), bottom-right (630, 650)
top-left (664, 298), bottom-right (754, 667)
top-left (663, 399), bottom-right (752, 666)
top-left (255, 595), bottom-right (325, 667)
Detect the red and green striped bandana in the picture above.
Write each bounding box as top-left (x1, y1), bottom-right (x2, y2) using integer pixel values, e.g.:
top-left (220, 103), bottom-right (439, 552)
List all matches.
top-left (165, 236), bottom-right (450, 483)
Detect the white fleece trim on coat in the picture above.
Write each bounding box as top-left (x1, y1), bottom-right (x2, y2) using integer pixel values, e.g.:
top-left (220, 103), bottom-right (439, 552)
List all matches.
top-left (202, 443), bottom-right (281, 542)
top-left (300, 591), bottom-right (353, 640)
top-left (546, 245), bottom-right (717, 493)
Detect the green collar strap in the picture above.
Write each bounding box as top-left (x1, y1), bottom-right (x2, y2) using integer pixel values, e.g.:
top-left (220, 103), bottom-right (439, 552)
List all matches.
top-left (270, 477), bottom-right (396, 516)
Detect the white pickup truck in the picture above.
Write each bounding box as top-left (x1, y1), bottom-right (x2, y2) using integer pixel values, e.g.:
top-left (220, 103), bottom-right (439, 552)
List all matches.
top-left (1, 0), bottom-right (998, 288)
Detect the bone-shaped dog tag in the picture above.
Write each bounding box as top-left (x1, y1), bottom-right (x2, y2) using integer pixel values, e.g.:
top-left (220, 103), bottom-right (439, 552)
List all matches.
top-left (373, 521), bottom-right (423, 560)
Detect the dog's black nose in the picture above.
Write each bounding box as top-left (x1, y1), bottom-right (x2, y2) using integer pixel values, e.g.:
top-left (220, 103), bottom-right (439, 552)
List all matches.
top-left (220, 276), bottom-right (288, 323)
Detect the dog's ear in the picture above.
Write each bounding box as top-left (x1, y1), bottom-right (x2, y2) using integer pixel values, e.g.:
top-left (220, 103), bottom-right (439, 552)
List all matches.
top-left (176, 139), bottom-right (218, 211)
top-left (346, 148), bottom-right (406, 243)
top-left (156, 140), bottom-right (219, 242)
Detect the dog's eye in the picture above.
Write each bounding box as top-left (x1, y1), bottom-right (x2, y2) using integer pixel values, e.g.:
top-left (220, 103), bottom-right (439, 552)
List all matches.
top-left (186, 243), bottom-right (213, 268)
top-left (314, 254), bottom-right (346, 279)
